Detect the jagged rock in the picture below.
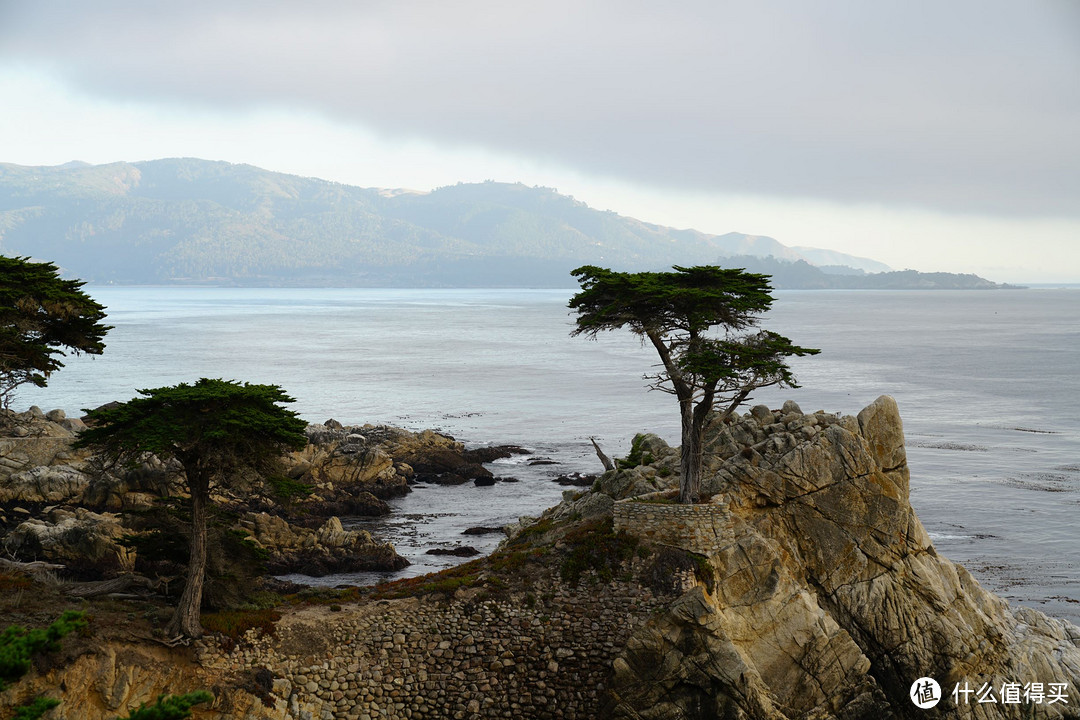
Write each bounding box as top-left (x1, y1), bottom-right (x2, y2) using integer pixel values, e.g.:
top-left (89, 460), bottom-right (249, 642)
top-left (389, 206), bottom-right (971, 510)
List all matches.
top-left (549, 490), bottom-right (614, 524)
top-left (426, 546), bottom-right (480, 557)
top-left (593, 465), bottom-right (667, 500)
top-left (462, 445), bottom-right (530, 463)
top-left (608, 396), bottom-right (1080, 719)
top-left (0, 464), bottom-right (90, 503)
top-left (2, 508), bottom-right (134, 575)
top-left (781, 399), bottom-right (803, 415)
top-left (45, 408), bottom-right (66, 423)
top-left (303, 423), bottom-right (348, 446)
top-left (749, 404), bottom-right (774, 425)
top-left (287, 442), bottom-right (405, 497)
top-left (242, 512), bottom-right (408, 576)
top-left (60, 416), bottom-right (87, 433)
top-left (554, 472), bottom-right (597, 486)
top-left (0, 434), bottom-right (78, 478)
top-left (463, 526), bottom-right (504, 536)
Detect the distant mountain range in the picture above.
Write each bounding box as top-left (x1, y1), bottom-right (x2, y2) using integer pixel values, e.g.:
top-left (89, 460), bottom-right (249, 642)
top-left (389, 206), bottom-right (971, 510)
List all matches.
top-left (0, 159), bottom-right (1011, 289)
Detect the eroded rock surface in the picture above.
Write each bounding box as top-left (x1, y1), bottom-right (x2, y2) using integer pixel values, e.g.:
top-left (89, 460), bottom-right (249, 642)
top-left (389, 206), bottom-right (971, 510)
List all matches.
top-left (241, 512), bottom-right (407, 576)
top-left (607, 396), bottom-right (1080, 719)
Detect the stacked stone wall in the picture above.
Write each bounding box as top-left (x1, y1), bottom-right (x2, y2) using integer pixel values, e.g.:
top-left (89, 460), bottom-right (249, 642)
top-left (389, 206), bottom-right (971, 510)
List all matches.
top-left (197, 572), bottom-right (669, 720)
top-left (612, 497), bottom-right (731, 556)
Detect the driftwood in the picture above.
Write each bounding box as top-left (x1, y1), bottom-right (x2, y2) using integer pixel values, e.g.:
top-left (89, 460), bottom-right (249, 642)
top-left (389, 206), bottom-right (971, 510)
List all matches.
top-left (63, 574), bottom-right (157, 598)
top-left (0, 557), bottom-right (65, 576)
top-left (590, 437), bottom-right (615, 472)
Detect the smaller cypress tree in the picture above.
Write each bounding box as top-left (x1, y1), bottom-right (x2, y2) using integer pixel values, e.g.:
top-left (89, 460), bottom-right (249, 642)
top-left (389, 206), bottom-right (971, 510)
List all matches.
top-left (0, 255), bottom-right (110, 409)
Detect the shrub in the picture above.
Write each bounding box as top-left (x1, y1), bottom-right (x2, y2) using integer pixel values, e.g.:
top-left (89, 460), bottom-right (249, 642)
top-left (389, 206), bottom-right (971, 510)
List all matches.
top-left (13, 696), bottom-right (60, 720)
top-left (201, 609), bottom-right (280, 647)
top-left (266, 474), bottom-right (313, 503)
top-left (116, 691), bottom-right (214, 720)
top-left (559, 517), bottom-right (639, 586)
top-left (0, 610), bottom-right (88, 690)
top-left (616, 433), bottom-right (654, 470)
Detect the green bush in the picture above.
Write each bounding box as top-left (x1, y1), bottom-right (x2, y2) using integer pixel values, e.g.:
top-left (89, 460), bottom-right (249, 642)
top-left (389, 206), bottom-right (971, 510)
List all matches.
top-left (13, 696), bottom-right (60, 720)
top-left (617, 434), bottom-right (654, 470)
top-left (116, 691), bottom-right (213, 720)
top-left (266, 474), bottom-right (313, 502)
top-left (0, 610), bottom-right (88, 690)
top-left (559, 517), bottom-right (640, 586)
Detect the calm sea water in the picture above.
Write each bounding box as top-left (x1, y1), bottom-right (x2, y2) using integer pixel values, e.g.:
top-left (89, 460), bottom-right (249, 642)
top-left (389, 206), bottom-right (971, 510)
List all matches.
top-left (19, 288), bottom-right (1080, 623)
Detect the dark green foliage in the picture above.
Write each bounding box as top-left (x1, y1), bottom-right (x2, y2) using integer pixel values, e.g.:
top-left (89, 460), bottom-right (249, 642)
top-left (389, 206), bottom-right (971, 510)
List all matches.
top-left (569, 264), bottom-right (776, 338)
top-left (0, 611), bottom-right (88, 690)
top-left (617, 434), bottom-right (654, 470)
top-left (559, 517), bottom-right (640, 586)
top-left (570, 265), bottom-right (818, 503)
top-left (266, 474), bottom-right (313, 502)
top-left (119, 513), bottom-right (268, 611)
top-left (75, 378), bottom-right (308, 638)
top-left (115, 691), bottom-right (214, 720)
top-left (74, 378), bottom-right (308, 470)
top-left (0, 255), bottom-right (110, 407)
top-left (12, 696), bottom-right (60, 720)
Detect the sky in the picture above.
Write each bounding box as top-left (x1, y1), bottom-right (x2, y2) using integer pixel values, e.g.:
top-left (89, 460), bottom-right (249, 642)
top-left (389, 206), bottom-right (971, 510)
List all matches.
top-left (1, 1), bottom-right (1078, 282)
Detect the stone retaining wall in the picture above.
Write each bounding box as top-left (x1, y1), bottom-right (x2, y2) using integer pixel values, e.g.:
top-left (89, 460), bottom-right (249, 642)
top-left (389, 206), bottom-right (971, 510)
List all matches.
top-left (612, 497), bottom-right (732, 556)
top-left (197, 572), bottom-right (669, 720)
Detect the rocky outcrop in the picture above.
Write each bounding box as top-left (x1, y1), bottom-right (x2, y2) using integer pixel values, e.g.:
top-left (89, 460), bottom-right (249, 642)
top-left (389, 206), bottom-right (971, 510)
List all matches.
top-left (3, 398), bottom-right (1078, 720)
top-left (0, 414), bottom-right (519, 581)
top-left (2, 507), bottom-right (134, 576)
top-left (0, 408), bottom-right (94, 505)
top-left (240, 512), bottom-right (408, 576)
top-left (607, 396), bottom-right (1080, 719)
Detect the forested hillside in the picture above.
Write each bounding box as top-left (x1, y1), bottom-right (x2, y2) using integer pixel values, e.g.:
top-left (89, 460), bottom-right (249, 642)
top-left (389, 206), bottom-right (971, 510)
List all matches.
top-left (0, 159), bottom-right (1008, 288)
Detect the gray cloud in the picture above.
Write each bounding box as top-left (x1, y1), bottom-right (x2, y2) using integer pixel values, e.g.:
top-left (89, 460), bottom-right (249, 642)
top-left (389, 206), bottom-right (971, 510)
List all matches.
top-left (2, 0), bottom-right (1078, 217)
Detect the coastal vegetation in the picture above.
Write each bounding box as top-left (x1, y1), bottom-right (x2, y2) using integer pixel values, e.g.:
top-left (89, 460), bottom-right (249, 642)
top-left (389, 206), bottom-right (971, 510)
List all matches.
top-left (74, 379), bottom-right (309, 639)
top-left (570, 264), bottom-right (819, 502)
top-left (115, 691), bottom-right (214, 720)
top-left (0, 255), bottom-right (111, 410)
top-left (1, 610), bottom-right (86, 719)
top-left (0, 610), bottom-right (87, 690)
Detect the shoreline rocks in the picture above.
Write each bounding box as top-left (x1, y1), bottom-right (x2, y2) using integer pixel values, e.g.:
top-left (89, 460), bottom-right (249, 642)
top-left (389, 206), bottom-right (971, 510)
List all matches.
top-left (604, 395), bottom-right (1080, 718)
top-left (2, 398), bottom-right (1078, 719)
top-left (0, 410), bottom-right (527, 587)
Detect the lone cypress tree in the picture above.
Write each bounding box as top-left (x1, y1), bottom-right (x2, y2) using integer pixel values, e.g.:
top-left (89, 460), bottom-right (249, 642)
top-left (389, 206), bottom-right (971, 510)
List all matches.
top-left (569, 265), bottom-right (819, 503)
top-left (0, 255), bottom-right (110, 409)
top-left (75, 379), bottom-right (308, 639)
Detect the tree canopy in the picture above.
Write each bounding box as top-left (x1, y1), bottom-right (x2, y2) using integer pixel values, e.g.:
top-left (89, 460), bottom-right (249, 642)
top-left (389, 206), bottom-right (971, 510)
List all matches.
top-left (75, 378), bottom-right (308, 638)
top-left (0, 255), bottom-right (110, 408)
top-left (570, 265), bottom-right (819, 503)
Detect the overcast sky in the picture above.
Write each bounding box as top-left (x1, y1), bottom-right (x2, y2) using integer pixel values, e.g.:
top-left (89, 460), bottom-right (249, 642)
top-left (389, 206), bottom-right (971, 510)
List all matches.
top-left (1, 1), bottom-right (1078, 282)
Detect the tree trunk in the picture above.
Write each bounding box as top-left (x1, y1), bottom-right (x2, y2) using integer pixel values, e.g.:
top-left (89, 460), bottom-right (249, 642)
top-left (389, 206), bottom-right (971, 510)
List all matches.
top-left (590, 437), bottom-right (615, 472)
top-left (679, 399), bottom-right (700, 504)
top-left (167, 470), bottom-right (208, 639)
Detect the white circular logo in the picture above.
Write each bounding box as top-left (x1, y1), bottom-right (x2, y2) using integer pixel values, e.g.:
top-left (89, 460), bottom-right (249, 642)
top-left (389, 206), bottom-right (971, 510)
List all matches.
top-left (910, 677), bottom-right (942, 709)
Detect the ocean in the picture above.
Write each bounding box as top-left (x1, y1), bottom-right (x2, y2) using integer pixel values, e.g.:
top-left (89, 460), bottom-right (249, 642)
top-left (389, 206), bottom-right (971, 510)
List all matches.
top-left (19, 287), bottom-right (1080, 623)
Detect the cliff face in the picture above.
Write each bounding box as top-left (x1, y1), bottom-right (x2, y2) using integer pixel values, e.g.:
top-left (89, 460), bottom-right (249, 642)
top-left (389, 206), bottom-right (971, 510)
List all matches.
top-left (606, 396), bottom-right (1080, 719)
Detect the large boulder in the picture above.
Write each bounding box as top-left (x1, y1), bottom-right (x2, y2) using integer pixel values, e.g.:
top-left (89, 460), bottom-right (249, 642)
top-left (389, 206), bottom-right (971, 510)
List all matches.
top-left (0, 464), bottom-right (90, 504)
top-left (241, 512), bottom-right (408, 576)
top-left (2, 508), bottom-right (134, 575)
